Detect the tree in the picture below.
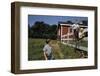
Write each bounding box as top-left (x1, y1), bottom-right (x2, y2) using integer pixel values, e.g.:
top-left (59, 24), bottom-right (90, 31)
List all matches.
top-left (29, 21), bottom-right (57, 39)
top-left (82, 20), bottom-right (88, 26)
top-left (66, 21), bottom-right (73, 24)
top-left (28, 24), bottom-right (32, 38)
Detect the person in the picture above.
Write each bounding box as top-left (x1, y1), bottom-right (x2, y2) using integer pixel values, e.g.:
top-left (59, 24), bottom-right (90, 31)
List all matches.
top-left (79, 28), bottom-right (84, 39)
top-left (79, 28), bottom-right (88, 40)
top-left (71, 23), bottom-right (80, 52)
top-left (71, 23), bottom-right (80, 40)
top-left (43, 39), bottom-right (53, 60)
top-left (83, 28), bottom-right (88, 37)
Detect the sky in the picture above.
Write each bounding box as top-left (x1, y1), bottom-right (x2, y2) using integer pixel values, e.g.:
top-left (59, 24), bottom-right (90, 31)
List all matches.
top-left (28, 15), bottom-right (88, 26)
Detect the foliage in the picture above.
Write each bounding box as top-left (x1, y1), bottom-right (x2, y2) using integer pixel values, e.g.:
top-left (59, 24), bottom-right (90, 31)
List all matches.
top-left (28, 21), bottom-right (57, 39)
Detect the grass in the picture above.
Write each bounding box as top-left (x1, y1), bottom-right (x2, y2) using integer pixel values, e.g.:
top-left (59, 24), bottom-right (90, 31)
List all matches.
top-left (28, 38), bottom-right (88, 61)
top-left (28, 38), bottom-right (45, 60)
top-left (69, 40), bottom-right (88, 47)
top-left (79, 40), bottom-right (88, 47)
top-left (58, 42), bottom-right (83, 59)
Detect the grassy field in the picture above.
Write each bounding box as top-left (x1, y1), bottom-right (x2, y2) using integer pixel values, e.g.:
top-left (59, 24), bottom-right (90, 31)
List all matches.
top-left (28, 38), bottom-right (45, 60)
top-left (69, 40), bottom-right (88, 47)
top-left (28, 38), bottom-right (87, 61)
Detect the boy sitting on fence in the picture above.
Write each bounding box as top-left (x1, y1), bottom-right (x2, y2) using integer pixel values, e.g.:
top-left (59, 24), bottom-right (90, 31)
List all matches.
top-left (71, 23), bottom-right (80, 40)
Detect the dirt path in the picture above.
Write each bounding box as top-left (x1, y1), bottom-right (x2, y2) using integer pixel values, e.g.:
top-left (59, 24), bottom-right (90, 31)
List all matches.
top-left (51, 41), bottom-right (64, 59)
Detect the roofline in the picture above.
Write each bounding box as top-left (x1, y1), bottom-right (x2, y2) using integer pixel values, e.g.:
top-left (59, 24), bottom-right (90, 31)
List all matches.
top-left (59, 23), bottom-right (88, 28)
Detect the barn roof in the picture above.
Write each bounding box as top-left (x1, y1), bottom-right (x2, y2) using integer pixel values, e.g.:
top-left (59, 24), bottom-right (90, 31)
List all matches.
top-left (58, 22), bottom-right (88, 29)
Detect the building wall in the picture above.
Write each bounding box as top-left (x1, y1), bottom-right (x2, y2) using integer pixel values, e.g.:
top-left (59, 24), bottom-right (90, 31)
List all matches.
top-left (62, 26), bottom-right (68, 35)
top-left (57, 25), bottom-right (73, 40)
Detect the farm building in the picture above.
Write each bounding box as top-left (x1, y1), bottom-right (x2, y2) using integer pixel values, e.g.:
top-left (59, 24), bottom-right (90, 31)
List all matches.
top-left (57, 22), bottom-right (88, 44)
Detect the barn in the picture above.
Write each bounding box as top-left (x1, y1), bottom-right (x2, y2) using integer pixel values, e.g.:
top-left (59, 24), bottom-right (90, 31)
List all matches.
top-left (57, 22), bottom-right (88, 44)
